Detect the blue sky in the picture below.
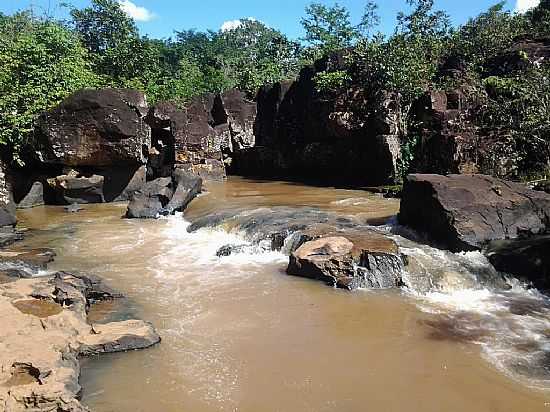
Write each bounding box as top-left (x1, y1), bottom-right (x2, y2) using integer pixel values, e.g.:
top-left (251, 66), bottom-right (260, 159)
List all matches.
top-left (0, 0), bottom-right (539, 40)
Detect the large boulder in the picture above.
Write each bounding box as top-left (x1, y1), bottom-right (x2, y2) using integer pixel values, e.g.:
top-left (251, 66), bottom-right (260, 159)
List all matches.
top-left (37, 89), bottom-right (150, 168)
top-left (125, 177), bottom-right (173, 219)
top-left (0, 163), bottom-right (16, 227)
top-left (399, 174), bottom-right (550, 252)
top-left (287, 232), bottom-right (403, 290)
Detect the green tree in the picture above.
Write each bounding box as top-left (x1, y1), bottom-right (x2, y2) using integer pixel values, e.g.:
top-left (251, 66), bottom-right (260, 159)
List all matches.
top-left (301, 3), bottom-right (359, 60)
top-left (0, 12), bottom-right (98, 161)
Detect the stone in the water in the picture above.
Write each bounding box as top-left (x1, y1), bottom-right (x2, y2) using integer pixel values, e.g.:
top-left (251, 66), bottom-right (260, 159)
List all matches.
top-left (65, 203), bottom-right (84, 213)
top-left (287, 233), bottom-right (403, 290)
top-left (54, 173), bottom-right (105, 204)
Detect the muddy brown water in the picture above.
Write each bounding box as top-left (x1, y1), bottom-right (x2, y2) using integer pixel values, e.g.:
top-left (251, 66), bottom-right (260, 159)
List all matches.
top-left (16, 177), bottom-right (550, 412)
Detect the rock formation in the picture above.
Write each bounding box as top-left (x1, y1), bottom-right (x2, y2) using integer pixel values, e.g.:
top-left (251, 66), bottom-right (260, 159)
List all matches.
top-left (399, 174), bottom-right (550, 289)
top-left (126, 169), bottom-right (202, 219)
top-left (230, 54), bottom-right (403, 186)
top-left (0, 271), bottom-right (160, 411)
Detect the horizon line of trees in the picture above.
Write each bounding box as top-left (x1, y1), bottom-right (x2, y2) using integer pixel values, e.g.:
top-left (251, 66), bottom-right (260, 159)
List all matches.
top-left (0, 0), bottom-right (549, 170)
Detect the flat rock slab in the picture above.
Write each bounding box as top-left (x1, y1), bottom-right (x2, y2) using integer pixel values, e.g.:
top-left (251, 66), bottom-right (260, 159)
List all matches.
top-left (0, 273), bottom-right (160, 411)
top-left (398, 174), bottom-right (550, 251)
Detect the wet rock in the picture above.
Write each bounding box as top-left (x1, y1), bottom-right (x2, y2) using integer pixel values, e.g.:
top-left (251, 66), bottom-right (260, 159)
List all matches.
top-left (398, 174), bottom-right (550, 252)
top-left (54, 172), bottom-right (105, 204)
top-left (0, 227), bottom-right (24, 248)
top-left (0, 272), bottom-right (160, 411)
top-left (0, 163), bottom-right (16, 228)
top-left (287, 232), bottom-right (403, 290)
top-left (216, 244), bottom-right (251, 257)
top-left (163, 168), bottom-right (202, 215)
top-left (486, 235), bottom-right (550, 292)
top-left (126, 177), bottom-right (173, 219)
top-left (16, 181), bottom-right (45, 209)
top-left (37, 88), bottom-right (150, 168)
top-left (64, 203), bottom-right (84, 213)
top-left (126, 170), bottom-right (202, 218)
top-left (0, 247), bottom-right (55, 276)
top-left (79, 320), bottom-right (160, 356)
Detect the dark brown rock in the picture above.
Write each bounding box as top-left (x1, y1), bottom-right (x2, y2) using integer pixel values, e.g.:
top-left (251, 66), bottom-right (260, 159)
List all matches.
top-left (53, 172), bottom-right (105, 204)
top-left (37, 88), bottom-right (150, 168)
top-left (287, 232), bottom-right (403, 290)
top-left (398, 174), bottom-right (550, 252)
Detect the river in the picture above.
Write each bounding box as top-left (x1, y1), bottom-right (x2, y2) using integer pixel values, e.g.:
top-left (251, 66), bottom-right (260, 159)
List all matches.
top-left (16, 177), bottom-right (550, 412)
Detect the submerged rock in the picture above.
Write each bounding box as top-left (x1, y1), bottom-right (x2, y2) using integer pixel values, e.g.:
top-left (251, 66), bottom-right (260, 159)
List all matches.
top-left (399, 174), bottom-right (550, 251)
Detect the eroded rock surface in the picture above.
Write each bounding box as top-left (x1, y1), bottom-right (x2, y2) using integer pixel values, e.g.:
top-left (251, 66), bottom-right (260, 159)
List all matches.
top-left (0, 272), bottom-right (160, 411)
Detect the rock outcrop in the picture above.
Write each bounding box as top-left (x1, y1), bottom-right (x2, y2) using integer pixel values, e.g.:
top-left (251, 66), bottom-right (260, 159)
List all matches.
top-left (399, 174), bottom-right (550, 251)
top-left (0, 272), bottom-right (160, 411)
top-left (146, 89), bottom-right (256, 181)
top-left (32, 89), bottom-right (151, 203)
top-left (230, 54), bottom-right (403, 186)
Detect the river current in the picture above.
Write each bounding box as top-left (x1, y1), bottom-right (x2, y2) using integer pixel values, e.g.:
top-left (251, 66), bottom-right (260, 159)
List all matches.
top-left (16, 177), bottom-right (550, 411)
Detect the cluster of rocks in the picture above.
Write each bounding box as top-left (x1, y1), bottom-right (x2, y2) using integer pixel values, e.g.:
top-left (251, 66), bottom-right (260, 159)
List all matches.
top-left (189, 207), bottom-right (404, 291)
top-left (10, 87), bottom-right (257, 219)
top-left (0, 249), bottom-right (160, 411)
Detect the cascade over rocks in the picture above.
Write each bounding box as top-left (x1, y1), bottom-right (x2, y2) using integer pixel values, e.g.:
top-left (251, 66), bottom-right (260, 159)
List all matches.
top-left (189, 206), bottom-right (404, 290)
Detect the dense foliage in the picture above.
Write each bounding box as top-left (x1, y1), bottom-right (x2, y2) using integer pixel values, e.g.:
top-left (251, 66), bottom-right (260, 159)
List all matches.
top-left (0, 0), bottom-right (549, 176)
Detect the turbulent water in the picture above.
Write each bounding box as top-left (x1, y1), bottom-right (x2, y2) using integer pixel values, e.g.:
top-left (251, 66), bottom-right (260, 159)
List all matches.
top-left (16, 177), bottom-right (550, 411)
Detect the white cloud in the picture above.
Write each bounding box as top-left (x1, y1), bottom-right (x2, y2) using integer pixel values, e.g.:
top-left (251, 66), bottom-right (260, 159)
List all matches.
top-left (220, 17), bottom-right (259, 32)
top-left (118, 0), bottom-right (155, 22)
top-left (515, 0), bottom-right (540, 13)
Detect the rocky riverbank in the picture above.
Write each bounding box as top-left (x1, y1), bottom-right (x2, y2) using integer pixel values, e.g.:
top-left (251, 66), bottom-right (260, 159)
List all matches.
top-left (0, 218), bottom-right (160, 411)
